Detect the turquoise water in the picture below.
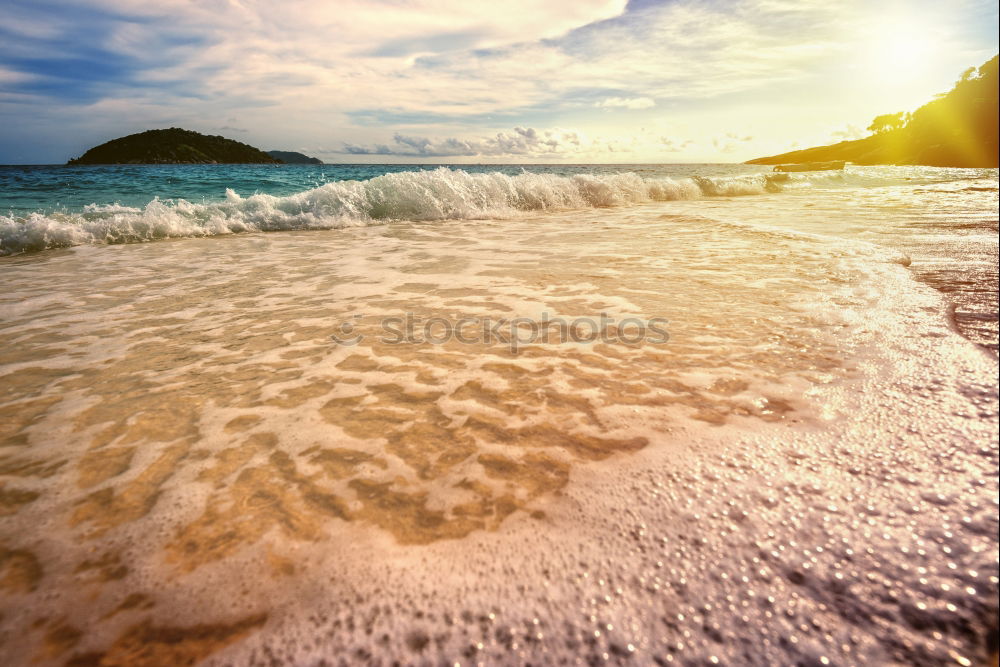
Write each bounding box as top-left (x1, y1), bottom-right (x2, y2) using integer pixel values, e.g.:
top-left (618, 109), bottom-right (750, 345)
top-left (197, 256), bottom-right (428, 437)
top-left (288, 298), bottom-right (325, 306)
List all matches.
top-left (1, 162), bottom-right (996, 348)
top-left (0, 163), bottom-right (795, 256)
top-left (0, 163), bottom-right (766, 214)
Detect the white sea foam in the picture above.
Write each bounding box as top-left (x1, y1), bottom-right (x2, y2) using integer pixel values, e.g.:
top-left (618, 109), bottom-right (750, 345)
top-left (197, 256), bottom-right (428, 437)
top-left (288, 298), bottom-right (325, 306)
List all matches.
top-left (0, 182), bottom-right (996, 666)
top-left (0, 168), bottom-right (831, 255)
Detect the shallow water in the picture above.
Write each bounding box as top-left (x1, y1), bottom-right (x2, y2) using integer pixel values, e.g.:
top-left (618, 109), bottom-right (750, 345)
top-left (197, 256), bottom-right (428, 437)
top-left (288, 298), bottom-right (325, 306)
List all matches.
top-left (0, 165), bottom-right (997, 665)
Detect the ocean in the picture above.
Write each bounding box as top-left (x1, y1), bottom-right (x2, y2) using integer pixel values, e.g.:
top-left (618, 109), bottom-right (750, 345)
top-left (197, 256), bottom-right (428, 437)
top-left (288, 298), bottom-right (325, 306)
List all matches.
top-left (0, 163), bottom-right (997, 665)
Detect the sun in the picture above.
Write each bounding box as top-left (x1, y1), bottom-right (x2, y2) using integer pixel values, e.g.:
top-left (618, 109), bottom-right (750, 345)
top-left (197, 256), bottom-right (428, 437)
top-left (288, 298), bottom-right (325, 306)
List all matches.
top-left (864, 17), bottom-right (939, 84)
top-left (877, 34), bottom-right (931, 70)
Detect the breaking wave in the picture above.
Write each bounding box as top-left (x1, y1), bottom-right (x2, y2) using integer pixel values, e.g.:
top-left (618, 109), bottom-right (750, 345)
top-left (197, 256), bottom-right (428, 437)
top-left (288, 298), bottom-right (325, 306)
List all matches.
top-left (1, 167), bottom-right (824, 255)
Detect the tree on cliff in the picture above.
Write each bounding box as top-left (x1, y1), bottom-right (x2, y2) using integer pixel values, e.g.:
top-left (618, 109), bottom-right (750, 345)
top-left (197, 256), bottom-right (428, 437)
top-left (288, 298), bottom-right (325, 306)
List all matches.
top-left (904, 55), bottom-right (999, 166)
top-left (747, 54), bottom-right (998, 167)
top-left (867, 112), bottom-right (907, 134)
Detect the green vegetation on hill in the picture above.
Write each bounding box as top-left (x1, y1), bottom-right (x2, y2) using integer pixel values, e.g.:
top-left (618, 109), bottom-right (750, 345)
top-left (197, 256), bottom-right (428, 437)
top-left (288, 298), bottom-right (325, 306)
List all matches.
top-left (748, 55), bottom-right (999, 167)
top-left (67, 128), bottom-right (282, 165)
top-left (266, 150), bottom-right (323, 164)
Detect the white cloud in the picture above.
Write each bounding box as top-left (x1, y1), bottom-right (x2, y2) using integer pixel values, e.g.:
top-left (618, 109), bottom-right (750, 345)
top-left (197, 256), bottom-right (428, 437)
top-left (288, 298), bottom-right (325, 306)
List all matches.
top-left (660, 136), bottom-right (695, 153)
top-left (596, 97), bottom-right (656, 110)
top-left (0, 67), bottom-right (37, 84)
top-left (334, 126), bottom-right (713, 160)
top-left (712, 132), bottom-right (755, 154)
top-left (341, 127), bottom-right (585, 158)
top-left (2, 0), bottom-right (996, 163)
top-left (830, 124), bottom-right (865, 141)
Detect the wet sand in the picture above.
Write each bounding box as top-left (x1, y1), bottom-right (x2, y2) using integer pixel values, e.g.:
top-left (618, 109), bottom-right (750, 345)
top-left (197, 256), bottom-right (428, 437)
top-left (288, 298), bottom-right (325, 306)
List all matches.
top-left (1, 186), bottom-right (997, 664)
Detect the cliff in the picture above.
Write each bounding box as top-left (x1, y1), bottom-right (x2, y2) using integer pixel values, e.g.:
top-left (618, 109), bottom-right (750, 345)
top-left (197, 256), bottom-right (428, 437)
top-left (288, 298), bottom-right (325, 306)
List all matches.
top-left (748, 55), bottom-right (998, 168)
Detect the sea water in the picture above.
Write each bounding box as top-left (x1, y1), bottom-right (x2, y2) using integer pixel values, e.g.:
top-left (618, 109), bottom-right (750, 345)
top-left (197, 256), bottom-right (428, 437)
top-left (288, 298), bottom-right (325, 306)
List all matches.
top-left (0, 164), bottom-right (997, 665)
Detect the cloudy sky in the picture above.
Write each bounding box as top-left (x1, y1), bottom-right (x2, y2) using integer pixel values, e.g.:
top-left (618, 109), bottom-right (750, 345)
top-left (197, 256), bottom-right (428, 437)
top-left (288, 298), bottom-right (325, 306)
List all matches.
top-left (1, 0), bottom-right (997, 164)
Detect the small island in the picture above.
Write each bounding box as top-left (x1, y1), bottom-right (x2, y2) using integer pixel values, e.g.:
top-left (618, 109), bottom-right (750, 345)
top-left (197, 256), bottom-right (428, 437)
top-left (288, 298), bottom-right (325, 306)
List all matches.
top-left (748, 55), bottom-right (998, 168)
top-left (67, 128), bottom-right (282, 165)
top-left (266, 150), bottom-right (323, 164)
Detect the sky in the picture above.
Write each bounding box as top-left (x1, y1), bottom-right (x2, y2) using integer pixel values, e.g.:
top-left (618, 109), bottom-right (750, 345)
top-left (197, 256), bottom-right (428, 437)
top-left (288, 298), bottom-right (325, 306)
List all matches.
top-left (1, 0), bottom-right (997, 164)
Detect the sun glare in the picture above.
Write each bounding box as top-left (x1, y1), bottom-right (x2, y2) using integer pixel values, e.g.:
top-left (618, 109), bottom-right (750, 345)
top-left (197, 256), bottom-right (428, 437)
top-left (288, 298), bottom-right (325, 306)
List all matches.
top-left (879, 35), bottom-right (931, 69)
top-left (865, 17), bottom-right (938, 83)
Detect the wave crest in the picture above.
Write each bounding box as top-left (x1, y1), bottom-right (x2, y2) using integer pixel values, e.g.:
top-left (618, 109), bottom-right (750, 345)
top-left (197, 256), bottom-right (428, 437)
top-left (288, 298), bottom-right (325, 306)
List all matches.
top-left (1, 167), bottom-right (799, 255)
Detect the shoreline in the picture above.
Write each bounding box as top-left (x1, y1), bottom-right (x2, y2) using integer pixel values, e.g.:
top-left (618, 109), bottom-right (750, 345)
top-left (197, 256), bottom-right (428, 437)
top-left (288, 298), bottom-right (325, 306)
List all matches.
top-left (214, 250), bottom-right (997, 664)
top-left (1, 172), bottom-right (997, 665)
